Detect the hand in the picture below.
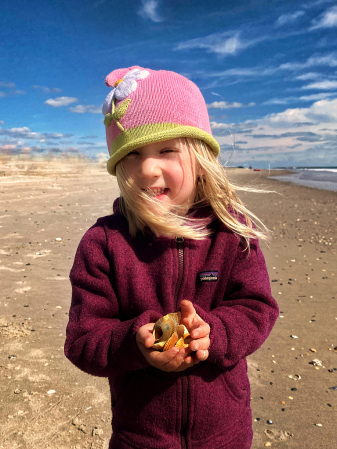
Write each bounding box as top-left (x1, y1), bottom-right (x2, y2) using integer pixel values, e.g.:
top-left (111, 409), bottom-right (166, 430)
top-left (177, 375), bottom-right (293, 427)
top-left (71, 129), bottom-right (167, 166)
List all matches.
top-left (180, 300), bottom-right (210, 364)
top-left (136, 323), bottom-right (193, 372)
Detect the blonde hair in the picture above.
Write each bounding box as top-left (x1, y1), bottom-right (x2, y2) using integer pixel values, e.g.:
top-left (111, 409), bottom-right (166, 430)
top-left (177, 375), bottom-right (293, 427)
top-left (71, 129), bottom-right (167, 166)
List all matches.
top-left (115, 137), bottom-right (270, 247)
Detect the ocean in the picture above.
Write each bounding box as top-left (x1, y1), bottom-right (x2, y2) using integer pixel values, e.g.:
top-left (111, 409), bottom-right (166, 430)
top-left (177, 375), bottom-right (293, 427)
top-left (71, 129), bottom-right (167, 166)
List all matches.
top-left (270, 167), bottom-right (337, 192)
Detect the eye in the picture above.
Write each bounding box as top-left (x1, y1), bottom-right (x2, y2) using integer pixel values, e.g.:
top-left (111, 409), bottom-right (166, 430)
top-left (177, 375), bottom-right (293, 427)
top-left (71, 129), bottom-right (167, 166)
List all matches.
top-left (125, 150), bottom-right (139, 157)
top-left (161, 148), bottom-right (176, 154)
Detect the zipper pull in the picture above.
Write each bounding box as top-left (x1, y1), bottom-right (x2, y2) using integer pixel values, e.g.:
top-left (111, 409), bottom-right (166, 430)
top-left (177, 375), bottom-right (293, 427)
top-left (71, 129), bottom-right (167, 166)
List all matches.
top-left (175, 236), bottom-right (184, 244)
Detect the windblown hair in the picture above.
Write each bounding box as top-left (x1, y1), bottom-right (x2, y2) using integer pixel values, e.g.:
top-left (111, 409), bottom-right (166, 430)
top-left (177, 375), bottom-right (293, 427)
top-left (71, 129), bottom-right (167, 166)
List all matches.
top-left (115, 137), bottom-right (270, 247)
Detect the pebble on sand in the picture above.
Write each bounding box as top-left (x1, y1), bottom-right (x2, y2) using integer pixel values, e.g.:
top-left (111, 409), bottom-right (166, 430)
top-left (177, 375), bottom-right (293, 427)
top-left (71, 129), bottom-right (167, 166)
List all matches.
top-left (288, 374), bottom-right (301, 380)
top-left (265, 443), bottom-right (272, 447)
top-left (47, 390), bottom-right (56, 394)
top-left (310, 359), bottom-right (323, 367)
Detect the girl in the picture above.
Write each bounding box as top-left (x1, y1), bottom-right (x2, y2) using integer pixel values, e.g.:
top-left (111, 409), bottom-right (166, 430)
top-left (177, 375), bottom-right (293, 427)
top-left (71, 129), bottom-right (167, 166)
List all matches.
top-left (65, 66), bottom-right (279, 449)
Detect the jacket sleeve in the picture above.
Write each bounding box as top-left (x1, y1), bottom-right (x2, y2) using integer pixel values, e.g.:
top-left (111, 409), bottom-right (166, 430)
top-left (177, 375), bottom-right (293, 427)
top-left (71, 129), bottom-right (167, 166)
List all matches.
top-left (194, 238), bottom-right (279, 369)
top-left (64, 222), bottom-right (159, 377)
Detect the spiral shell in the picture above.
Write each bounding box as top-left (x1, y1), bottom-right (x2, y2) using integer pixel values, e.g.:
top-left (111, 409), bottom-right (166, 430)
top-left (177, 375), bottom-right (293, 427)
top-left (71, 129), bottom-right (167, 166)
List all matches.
top-left (152, 312), bottom-right (190, 351)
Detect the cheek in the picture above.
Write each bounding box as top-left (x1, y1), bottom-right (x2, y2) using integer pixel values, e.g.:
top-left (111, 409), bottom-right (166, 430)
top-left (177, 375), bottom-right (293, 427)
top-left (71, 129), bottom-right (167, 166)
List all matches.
top-left (122, 161), bottom-right (138, 182)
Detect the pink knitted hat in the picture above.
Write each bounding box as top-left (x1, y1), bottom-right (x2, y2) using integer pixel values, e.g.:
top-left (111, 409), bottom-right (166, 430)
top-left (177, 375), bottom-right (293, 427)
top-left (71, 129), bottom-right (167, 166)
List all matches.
top-left (102, 66), bottom-right (220, 175)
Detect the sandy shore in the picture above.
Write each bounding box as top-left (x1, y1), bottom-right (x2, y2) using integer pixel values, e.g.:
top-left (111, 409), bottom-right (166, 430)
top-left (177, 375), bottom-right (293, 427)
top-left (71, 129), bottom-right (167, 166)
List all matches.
top-left (0, 160), bottom-right (336, 448)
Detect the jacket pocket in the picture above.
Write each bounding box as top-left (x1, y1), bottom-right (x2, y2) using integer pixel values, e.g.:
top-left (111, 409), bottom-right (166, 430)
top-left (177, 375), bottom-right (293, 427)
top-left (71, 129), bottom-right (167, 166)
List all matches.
top-left (189, 360), bottom-right (250, 443)
top-left (221, 359), bottom-right (250, 404)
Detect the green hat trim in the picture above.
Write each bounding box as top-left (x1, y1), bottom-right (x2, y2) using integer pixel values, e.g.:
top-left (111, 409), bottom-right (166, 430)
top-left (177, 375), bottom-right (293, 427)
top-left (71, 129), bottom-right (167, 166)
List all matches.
top-left (107, 122), bottom-right (220, 176)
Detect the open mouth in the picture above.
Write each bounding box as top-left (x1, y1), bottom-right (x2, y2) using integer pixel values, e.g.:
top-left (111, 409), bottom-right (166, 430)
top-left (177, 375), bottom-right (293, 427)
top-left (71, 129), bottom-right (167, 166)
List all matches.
top-left (143, 188), bottom-right (169, 197)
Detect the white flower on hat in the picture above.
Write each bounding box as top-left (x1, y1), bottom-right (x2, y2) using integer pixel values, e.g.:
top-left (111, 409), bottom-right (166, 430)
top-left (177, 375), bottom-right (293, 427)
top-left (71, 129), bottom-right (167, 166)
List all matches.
top-left (102, 68), bottom-right (149, 116)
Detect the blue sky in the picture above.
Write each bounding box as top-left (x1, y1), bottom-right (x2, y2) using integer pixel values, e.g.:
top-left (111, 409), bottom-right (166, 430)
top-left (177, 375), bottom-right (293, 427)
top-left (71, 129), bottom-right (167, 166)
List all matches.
top-left (1, 0), bottom-right (337, 168)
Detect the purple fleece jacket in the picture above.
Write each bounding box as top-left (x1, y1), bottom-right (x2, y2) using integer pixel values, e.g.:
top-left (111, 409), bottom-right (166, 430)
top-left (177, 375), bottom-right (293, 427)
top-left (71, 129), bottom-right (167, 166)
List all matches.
top-left (64, 201), bottom-right (279, 449)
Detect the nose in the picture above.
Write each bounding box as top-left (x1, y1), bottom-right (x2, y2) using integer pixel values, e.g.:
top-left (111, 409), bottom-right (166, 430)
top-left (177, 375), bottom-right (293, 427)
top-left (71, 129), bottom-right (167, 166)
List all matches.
top-left (138, 157), bottom-right (161, 179)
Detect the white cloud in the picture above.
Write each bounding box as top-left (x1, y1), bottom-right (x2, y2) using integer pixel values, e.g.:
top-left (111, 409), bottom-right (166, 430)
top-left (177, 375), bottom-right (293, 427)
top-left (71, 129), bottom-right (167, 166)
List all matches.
top-left (69, 105), bottom-right (101, 113)
top-left (32, 85), bottom-right (62, 93)
top-left (0, 120), bottom-right (4, 124)
top-left (280, 52), bottom-right (337, 70)
top-left (263, 97), bottom-right (298, 105)
top-left (275, 11), bottom-right (304, 27)
top-left (295, 72), bottom-right (322, 80)
top-left (139, 0), bottom-right (163, 22)
top-left (311, 5), bottom-right (337, 29)
top-left (207, 66), bottom-right (277, 78)
top-left (207, 101), bottom-right (243, 109)
top-left (212, 97), bottom-right (337, 166)
top-left (210, 122), bottom-right (232, 129)
top-left (301, 80), bottom-right (337, 90)
top-left (263, 92), bottom-right (337, 105)
top-left (299, 92), bottom-right (335, 100)
top-left (0, 81), bottom-right (15, 88)
top-left (0, 126), bottom-right (72, 140)
top-left (0, 89), bottom-right (26, 97)
top-left (207, 101), bottom-right (255, 109)
top-left (261, 98), bottom-right (337, 126)
top-left (176, 31), bottom-right (265, 56)
top-left (45, 97), bottom-right (78, 107)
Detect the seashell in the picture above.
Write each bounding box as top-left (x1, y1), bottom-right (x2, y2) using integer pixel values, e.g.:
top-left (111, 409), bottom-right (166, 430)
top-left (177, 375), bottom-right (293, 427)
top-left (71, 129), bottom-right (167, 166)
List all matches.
top-left (152, 312), bottom-right (181, 350)
top-left (175, 337), bottom-right (189, 349)
top-left (163, 332), bottom-right (179, 351)
top-left (152, 312), bottom-right (190, 351)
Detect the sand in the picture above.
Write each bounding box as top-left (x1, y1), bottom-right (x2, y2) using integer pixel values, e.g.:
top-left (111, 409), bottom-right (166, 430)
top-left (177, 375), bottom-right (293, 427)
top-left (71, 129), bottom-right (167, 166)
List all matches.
top-left (0, 159), bottom-right (336, 449)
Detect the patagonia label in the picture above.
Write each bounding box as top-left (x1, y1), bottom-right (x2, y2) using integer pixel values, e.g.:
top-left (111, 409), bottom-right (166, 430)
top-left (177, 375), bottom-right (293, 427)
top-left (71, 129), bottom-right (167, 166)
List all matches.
top-left (199, 271), bottom-right (219, 282)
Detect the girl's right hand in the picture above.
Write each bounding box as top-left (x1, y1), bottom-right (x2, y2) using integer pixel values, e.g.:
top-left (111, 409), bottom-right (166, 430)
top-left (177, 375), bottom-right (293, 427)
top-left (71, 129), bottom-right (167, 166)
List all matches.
top-left (136, 323), bottom-right (195, 372)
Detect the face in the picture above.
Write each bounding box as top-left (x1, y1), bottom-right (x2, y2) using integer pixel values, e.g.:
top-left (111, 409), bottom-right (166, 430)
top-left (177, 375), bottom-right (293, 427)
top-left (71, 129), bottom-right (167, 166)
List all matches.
top-left (122, 139), bottom-right (197, 213)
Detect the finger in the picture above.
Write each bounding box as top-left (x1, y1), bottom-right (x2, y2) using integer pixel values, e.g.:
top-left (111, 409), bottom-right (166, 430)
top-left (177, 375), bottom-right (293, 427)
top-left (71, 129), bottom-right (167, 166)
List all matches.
top-left (189, 335), bottom-right (210, 352)
top-left (172, 357), bottom-right (195, 372)
top-left (190, 321), bottom-right (210, 339)
top-left (136, 323), bottom-right (156, 348)
top-left (180, 300), bottom-right (196, 323)
top-left (195, 349), bottom-right (209, 362)
top-left (160, 348), bottom-right (186, 372)
top-left (144, 323), bottom-right (156, 348)
top-left (144, 332), bottom-right (155, 349)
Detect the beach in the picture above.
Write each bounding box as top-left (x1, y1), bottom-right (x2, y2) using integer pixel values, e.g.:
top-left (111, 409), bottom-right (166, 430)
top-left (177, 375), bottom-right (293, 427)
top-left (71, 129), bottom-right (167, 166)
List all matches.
top-left (0, 159), bottom-right (336, 449)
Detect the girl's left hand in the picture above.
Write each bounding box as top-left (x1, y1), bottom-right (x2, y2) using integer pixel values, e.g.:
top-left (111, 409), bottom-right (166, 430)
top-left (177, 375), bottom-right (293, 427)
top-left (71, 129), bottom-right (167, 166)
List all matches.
top-left (179, 299), bottom-right (210, 368)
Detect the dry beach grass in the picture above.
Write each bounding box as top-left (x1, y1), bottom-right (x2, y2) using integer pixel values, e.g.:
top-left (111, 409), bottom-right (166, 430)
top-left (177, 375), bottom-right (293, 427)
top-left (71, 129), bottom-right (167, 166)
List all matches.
top-left (0, 157), bottom-right (336, 448)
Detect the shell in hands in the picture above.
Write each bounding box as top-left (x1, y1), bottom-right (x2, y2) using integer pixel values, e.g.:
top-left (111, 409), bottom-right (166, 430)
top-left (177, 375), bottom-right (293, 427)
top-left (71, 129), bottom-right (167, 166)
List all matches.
top-left (152, 312), bottom-right (190, 351)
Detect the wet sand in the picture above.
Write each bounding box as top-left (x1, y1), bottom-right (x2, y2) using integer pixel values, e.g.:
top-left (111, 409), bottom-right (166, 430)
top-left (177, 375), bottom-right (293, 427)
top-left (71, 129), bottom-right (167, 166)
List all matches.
top-left (0, 159), bottom-right (336, 448)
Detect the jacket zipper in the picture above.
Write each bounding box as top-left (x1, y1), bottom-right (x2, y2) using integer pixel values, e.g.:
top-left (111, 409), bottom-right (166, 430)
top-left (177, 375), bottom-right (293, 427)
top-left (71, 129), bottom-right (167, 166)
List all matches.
top-left (174, 236), bottom-right (188, 449)
top-left (174, 236), bottom-right (184, 310)
top-left (181, 375), bottom-right (189, 449)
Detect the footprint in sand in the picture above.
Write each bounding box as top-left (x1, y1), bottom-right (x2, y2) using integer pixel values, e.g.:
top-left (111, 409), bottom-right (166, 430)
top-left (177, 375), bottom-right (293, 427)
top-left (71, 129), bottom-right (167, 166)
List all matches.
top-left (264, 429), bottom-right (293, 442)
